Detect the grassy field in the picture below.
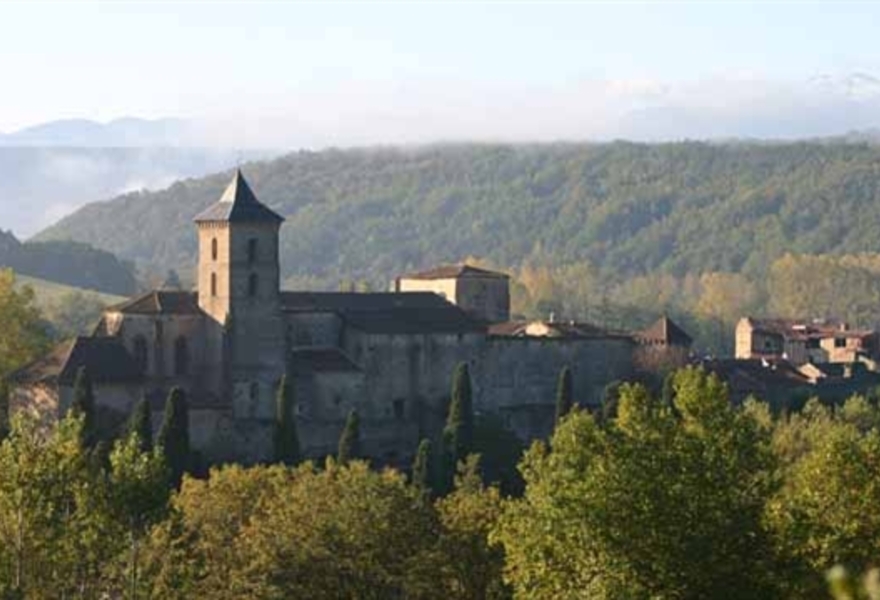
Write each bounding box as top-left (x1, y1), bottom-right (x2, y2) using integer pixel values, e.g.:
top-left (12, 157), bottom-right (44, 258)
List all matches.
top-left (16, 274), bottom-right (125, 307)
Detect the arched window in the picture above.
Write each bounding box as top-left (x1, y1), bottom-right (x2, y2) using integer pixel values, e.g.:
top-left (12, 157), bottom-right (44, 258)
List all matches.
top-left (211, 273), bottom-right (217, 297)
top-left (247, 238), bottom-right (258, 264)
top-left (248, 273), bottom-right (258, 297)
top-left (211, 238), bottom-right (218, 261)
top-left (174, 336), bottom-right (189, 376)
top-left (133, 335), bottom-right (149, 373)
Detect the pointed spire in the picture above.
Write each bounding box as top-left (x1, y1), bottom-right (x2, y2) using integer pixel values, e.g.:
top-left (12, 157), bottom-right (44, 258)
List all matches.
top-left (193, 169), bottom-right (284, 224)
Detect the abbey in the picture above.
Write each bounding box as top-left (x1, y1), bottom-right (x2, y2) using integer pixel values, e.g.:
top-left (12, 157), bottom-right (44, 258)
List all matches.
top-left (10, 171), bottom-right (667, 466)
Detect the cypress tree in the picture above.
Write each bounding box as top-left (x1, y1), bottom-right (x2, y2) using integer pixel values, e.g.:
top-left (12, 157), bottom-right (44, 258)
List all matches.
top-left (441, 362), bottom-right (475, 493)
top-left (71, 366), bottom-right (97, 450)
top-left (158, 387), bottom-right (189, 488)
top-left (411, 438), bottom-right (432, 492)
top-left (126, 397), bottom-right (153, 453)
top-left (554, 365), bottom-right (573, 425)
top-left (273, 375), bottom-right (300, 466)
top-left (444, 362), bottom-right (474, 464)
top-left (337, 409), bottom-right (360, 465)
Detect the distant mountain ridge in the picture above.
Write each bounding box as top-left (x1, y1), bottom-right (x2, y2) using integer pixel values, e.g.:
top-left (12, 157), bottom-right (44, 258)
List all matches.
top-left (34, 141), bottom-right (880, 292)
top-left (0, 117), bottom-right (194, 147)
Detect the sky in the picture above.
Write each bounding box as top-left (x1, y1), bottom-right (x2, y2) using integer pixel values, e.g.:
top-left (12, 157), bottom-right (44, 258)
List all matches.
top-left (2, 1), bottom-right (880, 145)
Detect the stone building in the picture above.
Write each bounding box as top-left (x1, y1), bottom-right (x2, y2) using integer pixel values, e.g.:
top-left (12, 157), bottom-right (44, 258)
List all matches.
top-left (735, 317), bottom-right (879, 367)
top-left (10, 171), bottom-right (637, 466)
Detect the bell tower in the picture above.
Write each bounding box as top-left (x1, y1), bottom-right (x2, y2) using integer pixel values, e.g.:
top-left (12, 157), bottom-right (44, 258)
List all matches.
top-left (194, 170), bottom-right (286, 427)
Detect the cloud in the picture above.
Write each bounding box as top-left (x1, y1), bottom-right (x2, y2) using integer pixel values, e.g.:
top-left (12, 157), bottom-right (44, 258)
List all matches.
top-left (185, 73), bottom-right (880, 148)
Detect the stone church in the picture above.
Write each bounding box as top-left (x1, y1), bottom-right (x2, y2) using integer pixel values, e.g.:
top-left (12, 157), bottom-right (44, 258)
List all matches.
top-left (11, 171), bottom-right (671, 466)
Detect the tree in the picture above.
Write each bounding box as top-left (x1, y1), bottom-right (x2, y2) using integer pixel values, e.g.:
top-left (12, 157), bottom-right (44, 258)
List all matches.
top-left (494, 368), bottom-right (779, 598)
top-left (127, 398), bottom-right (153, 454)
top-left (437, 455), bottom-right (509, 599)
top-left (767, 396), bottom-right (880, 595)
top-left (157, 387), bottom-right (189, 488)
top-left (70, 366), bottom-right (97, 450)
top-left (108, 430), bottom-right (170, 599)
top-left (337, 409), bottom-right (360, 465)
top-left (411, 438), bottom-right (432, 494)
top-left (273, 375), bottom-right (299, 466)
top-left (442, 363), bottom-right (474, 492)
top-left (554, 366), bottom-right (573, 426)
top-left (0, 269), bottom-right (49, 394)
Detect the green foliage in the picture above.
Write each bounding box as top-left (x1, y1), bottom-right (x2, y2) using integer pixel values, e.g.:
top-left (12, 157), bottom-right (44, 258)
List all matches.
top-left (436, 455), bottom-right (510, 600)
top-left (554, 365), bottom-right (573, 426)
top-left (273, 375), bottom-right (299, 466)
top-left (0, 269), bottom-right (49, 395)
top-left (411, 438), bottom-right (432, 494)
top-left (494, 368), bottom-right (779, 598)
top-left (71, 365), bottom-right (97, 450)
top-left (337, 409), bottom-right (360, 465)
top-left (443, 363), bottom-right (475, 492)
top-left (0, 228), bottom-right (137, 295)
top-left (157, 387), bottom-right (189, 488)
top-left (127, 398), bottom-right (153, 454)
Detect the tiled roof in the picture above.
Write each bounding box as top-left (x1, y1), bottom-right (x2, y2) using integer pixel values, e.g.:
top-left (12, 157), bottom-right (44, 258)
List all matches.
top-left (290, 347), bottom-right (361, 373)
top-left (744, 317), bottom-right (875, 340)
top-left (637, 316), bottom-right (693, 347)
top-left (107, 290), bottom-right (202, 315)
top-left (400, 264), bottom-right (509, 280)
top-left (281, 291), bottom-right (485, 334)
top-left (10, 337), bottom-right (142, 386)
top-left (700, 358), bottom-right (810, 390)
top-left (193, 170), bottom-right (284, 224)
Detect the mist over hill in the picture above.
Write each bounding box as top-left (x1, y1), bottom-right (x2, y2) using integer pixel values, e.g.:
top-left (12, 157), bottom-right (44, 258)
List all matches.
top-left (0, 145), bottom-right (276, 237)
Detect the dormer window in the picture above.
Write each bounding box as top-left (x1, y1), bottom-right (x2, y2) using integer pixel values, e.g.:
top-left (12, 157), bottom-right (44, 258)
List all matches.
top-left (248, 238), bottom-right (258, 264)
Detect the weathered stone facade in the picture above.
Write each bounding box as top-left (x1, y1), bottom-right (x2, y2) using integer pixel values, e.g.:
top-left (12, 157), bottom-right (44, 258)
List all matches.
top-left (11, 171), bottom-right (639, 466)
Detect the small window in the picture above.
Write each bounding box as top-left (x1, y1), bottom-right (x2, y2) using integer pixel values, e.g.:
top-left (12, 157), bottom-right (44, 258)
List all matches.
top-left (248, 273), bottom-right (258, 297)
top-left (835, 337), bottom-right (847, 348)
top-left (211, 273), bottom-right (217, 297)
top-left (174, 337), bottom-right (189, 376)
top-left (211, 238), bottom-right (218, 261)
top-left (250, 382), bottom-right (259, 402)
top-left (133, 335), bottom-right (149, 373)
top-left (248, 238), bottom-right (258, 264)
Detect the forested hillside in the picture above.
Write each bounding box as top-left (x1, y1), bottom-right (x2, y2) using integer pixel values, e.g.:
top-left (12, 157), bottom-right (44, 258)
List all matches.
top-left (0, 230), bottom-right (137, 295)
top-left (36, 142), bottom-right (880, 350)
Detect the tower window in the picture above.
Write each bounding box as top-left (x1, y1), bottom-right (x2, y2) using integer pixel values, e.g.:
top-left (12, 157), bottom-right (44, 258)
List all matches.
top-left (174, 336), bottom-right (189, 376)
top-left (249, 273), bottom-right (258, 297)
top-left (211, 238), bottom-right (218, 261)
top-left (211, 273), bottom-right (218, 297)
top-left (248, 238), bottom-right (258, 264)
top-left (133, 335), bottom-right (149, 374)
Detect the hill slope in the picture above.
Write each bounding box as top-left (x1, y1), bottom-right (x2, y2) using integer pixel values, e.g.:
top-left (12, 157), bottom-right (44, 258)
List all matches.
top-left (35, 142), bottom-right (880, 288)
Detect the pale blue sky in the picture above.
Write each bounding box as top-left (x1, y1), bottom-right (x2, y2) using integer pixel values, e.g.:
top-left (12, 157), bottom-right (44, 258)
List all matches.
top-left (1, 1), bottom-right (878, 142)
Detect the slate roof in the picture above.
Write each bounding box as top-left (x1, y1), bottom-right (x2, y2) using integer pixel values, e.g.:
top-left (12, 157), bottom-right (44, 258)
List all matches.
top-left (10, 337), bottom-right (142, 386)
top-left (637, 316), bottom-right (693, 347)
top-left (401, 264), bottom-right (509, 280)
top-left (107, 291), bottom-right (202, 315)
top-left (193, 170), bottom-right (285, 224)
top-left (281, 291), bottom-right (485, 334)
top-left (290, 347), bottom-right (361, 373)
